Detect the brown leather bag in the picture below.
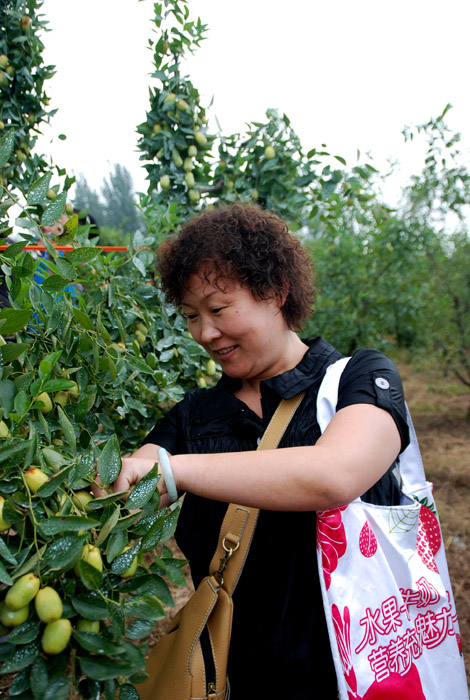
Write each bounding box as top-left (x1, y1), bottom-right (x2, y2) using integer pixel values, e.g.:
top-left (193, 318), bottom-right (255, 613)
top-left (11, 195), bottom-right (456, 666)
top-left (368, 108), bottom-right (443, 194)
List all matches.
top-left (137, 392), bottom-right (305, 700)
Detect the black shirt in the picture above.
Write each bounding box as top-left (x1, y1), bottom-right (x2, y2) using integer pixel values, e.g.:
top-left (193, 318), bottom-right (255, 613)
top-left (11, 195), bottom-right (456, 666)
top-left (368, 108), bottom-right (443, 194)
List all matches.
top-left (145, 337), bottom-right (410, 699)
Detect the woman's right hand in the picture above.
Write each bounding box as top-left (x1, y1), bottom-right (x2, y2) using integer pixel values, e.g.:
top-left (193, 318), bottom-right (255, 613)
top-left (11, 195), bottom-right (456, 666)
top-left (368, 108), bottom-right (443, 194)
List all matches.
top-left (93, 443), bottom-right (165, 502)
top-left (113, 456), bottom-right (158, 495)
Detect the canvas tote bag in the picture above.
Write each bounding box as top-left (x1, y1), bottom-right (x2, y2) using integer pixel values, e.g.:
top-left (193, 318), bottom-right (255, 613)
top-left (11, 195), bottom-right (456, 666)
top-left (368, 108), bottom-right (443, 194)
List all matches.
top-left (315, 357), bottom-right (468, 699)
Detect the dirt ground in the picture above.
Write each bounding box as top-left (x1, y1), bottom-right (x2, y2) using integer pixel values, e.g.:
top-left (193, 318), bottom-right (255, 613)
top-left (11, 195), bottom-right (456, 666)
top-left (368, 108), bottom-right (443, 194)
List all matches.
top-left (398, 360), bottom-right (470, 684)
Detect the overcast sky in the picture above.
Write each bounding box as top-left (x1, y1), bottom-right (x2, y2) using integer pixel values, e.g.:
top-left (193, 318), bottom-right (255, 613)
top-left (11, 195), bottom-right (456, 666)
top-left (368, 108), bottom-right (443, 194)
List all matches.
top-left (36, 0), bottom-right (470, 206)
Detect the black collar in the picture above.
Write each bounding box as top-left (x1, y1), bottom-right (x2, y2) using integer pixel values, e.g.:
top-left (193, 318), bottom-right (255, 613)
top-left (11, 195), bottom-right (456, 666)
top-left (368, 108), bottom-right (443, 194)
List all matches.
top-left (218, 337), bottom-right (341, 400)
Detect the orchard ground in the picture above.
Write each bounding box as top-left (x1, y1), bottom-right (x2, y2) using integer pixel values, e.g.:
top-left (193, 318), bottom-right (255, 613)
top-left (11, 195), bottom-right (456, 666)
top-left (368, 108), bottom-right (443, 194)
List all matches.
top-left (400, 358), bottom-right (470, 683)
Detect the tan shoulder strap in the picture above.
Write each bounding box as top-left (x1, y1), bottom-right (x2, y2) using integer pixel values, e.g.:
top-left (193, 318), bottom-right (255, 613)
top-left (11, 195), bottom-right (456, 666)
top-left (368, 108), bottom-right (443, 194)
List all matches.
top-left (208, 392), bottom-right (305, 596)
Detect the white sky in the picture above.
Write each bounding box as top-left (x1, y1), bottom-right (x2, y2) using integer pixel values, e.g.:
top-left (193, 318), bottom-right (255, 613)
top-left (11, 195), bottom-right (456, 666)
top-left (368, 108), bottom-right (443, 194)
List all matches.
top-left (36, 0), bottom-right (470, 206)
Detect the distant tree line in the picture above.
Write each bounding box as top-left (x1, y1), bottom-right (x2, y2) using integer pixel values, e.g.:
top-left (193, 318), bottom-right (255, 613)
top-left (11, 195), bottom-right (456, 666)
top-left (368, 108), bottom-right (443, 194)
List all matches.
top-left (73, 163), bottom-right (143, 239)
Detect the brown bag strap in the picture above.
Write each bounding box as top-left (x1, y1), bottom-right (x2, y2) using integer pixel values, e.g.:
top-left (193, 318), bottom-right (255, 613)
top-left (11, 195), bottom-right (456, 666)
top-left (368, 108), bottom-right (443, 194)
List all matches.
top-left (209, 391), bottom-right (305, 596)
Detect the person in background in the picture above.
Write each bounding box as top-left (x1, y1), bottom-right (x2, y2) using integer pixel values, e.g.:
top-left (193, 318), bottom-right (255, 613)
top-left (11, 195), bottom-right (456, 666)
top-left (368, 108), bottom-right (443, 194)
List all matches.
top-left (35, 208), bottom-right (99, 296)
top-left (110, 204), bottom-right (410, 699)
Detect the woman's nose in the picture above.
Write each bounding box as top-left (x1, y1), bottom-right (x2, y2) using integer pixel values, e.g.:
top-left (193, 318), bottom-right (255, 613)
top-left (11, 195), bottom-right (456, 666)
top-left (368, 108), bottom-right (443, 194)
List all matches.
top-left (199, 318), bottom-right (221, 344)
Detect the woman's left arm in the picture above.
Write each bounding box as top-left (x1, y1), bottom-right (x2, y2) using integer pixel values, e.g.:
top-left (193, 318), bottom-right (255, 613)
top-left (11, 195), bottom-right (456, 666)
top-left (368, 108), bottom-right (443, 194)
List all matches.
top-left (169, 403), bottom-right (401, 511)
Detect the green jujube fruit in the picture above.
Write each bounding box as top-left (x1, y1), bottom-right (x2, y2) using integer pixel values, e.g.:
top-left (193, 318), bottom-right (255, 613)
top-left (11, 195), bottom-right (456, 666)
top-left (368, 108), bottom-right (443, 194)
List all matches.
top-left (76, 618), bottom-right (99, 633)
top-left (5, 573), bottom-right (40, 610)
top-left (41, 618), bottom-right (72, 655)
top-left (0, 602), bottom-right (29, 627)
top-left (35, 586), bottom-right (63, 623)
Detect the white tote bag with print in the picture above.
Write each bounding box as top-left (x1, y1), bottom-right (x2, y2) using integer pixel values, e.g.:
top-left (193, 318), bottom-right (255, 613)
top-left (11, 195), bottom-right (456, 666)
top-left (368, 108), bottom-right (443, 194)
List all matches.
top-left (316, 358), bottom-right (468, 700)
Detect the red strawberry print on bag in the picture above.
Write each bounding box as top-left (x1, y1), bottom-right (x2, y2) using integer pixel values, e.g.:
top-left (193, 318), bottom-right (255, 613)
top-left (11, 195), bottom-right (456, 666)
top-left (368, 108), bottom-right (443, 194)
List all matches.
top-left (317, 506), bottom-right (348, 590)
top-left (416, 505), bottom-right (442, 573)
top-left (359, 521), bottom-right (378, 558)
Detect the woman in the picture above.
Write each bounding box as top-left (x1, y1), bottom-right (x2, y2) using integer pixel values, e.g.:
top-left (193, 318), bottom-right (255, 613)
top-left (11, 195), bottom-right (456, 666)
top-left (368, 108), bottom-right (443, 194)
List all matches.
top-left (115, 204), bottom-right (409, 699)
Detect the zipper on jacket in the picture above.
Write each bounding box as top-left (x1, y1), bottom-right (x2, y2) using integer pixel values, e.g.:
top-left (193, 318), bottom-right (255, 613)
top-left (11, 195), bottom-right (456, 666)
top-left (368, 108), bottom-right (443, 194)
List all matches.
top-left (200, 625), bottom-right (217, 697)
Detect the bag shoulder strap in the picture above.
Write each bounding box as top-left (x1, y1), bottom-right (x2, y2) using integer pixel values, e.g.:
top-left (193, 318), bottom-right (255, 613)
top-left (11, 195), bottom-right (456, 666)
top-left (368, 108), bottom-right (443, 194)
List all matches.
top-left (208, 391), bottom-right (305, 597)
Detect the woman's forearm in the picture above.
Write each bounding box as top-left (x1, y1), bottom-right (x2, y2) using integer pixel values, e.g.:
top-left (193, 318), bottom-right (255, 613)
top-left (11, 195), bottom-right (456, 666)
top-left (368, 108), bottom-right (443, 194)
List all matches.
top-left (170, 404), bottom-right (401, 511)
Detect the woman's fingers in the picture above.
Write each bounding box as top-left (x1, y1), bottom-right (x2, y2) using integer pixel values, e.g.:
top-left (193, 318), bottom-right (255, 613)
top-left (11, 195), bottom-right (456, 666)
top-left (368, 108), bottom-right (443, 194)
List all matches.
top-left (113, 457), bottom-right (158, 494)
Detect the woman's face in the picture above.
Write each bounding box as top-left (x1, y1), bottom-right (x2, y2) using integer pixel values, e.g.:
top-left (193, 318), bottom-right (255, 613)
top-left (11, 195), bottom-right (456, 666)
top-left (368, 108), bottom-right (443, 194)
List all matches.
top-left (181, 272), bottom-right (292, 382)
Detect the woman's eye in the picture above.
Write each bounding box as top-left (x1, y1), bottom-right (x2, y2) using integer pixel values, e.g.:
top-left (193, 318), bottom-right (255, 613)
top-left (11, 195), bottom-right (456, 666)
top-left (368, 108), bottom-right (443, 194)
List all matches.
top-left (212, 307), bottom-right (224, 315)
top-left (185, 314), bottom-right (197, 322)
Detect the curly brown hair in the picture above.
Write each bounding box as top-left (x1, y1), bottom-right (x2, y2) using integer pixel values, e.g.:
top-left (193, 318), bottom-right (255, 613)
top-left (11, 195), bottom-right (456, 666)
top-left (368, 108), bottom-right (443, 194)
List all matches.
top-left (157, 204), bottom-right (315, 330)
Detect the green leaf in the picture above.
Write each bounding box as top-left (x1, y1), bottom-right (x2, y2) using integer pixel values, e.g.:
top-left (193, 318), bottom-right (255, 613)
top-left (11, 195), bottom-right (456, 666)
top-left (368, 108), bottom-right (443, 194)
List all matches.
top-left (57, 405), bottom-right (76, 454)
top-left (42, 275), bottom-right (69, 294)
top-left (75, 559), bottom-right (103, 590)
top-left (119, 683), bottom-right (140, 700)
top-left (2, 241), bottom-right (27, 259)
top-left (65, 247), bottom-right (102, 264)
top-left (43, 533), bottom-right (88, 570)
top-left (125, 618), bottom-right (156, 640)
top-left (87, 492), bottom-right (127, 510)
top-left (71, 592), bottom-right (109, 620)
top-left (42, 447), bottom-right (68, 469)
top-left (0, 440), bottom-right (31, 466)
top-left (27, 173), bottom-right (52, 205)
top-left (0, 308), bottom-right (32, 334)
top-left (0, 130), bottom-right (14, 168)
top-left (95, 505), bottom-right (121, 547)
top-left (30, 657), bottom-right (48, 700)
top-left (13, 545), bottom-right (46, 580)
top-left (106, 529), bottom-right (127, 563)
top-left (43, 678), bottom-right (70, 700)
top-left (56, 257), bottom-right (76, 280)
top-left (41, 379), bottom-right (75, 393)
top-left (110, 542), bottom-right (140, 575)
top-left (119, 573), bottom-right (173, 607)
top-left (14, 390), bottom-right (29, 416)
top-left (35, 465), bottom-right (72, 497)
top-left (71, 306), bottom-right (94, 330)
top-left (0, 560), bottom-right (13, 585)
top-left (123, 593), bottom-right (165, 621)
top-left (41, 193), bottom-right (67, 226)
top-left (8, 667), bottom-right (30, 696)
top-left (0, 379), bottom-right (16, 415)
top-left (126, 464), bottom-right (159, 510)
top-left (0, 641), bottom-right (40, 674)
top-left (0, 537), bottom-right (17, 565)
top-left (78, 656), bottom-right (134, 681)
top-left (73, 631), bottom-right (125, 655)
top-left (43, 350), bottom-right (63, 369)
top-left (6, 620), bottom-right (40, 645)
top-left (55, 214), bottom-right (78, 244)
top-left (125, 355), bottom-right (157, 375)
top-left (0, 342), bottom-right (29, 363)
top-left (97, 434), bottom-right (121, 485)
top-left (38, 515), bottom-right (100, 536)
top-left (160, 504), bottom-right (181, 541)
top-left (140, 513), bottom-right (164, 552)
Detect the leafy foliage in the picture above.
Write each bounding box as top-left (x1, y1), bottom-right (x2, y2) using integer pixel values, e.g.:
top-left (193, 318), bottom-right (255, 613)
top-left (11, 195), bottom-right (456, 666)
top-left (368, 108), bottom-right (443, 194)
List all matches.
top-left (400, 106), bottom-right (470, 403)
top-left (0, 0), bottom-right (57, 208)
top-left (0, 204), bottom-right (214, 695)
